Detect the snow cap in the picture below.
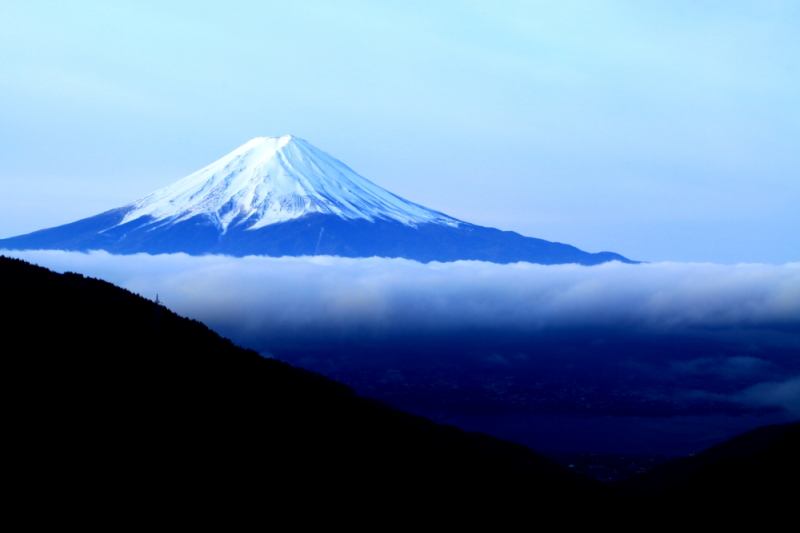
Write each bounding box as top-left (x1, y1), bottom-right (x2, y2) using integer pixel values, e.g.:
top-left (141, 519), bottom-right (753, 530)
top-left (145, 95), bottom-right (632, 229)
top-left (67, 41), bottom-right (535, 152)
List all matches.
top-left (119, 135), bottom-right (459, 232)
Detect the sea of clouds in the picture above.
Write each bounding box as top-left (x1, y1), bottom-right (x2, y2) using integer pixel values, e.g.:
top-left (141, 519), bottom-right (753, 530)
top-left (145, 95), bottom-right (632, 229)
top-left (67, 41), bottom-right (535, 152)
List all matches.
top-left (4, 250), bottom-right (799, 414)
top-left (5, 250), bottom-right (799, 336)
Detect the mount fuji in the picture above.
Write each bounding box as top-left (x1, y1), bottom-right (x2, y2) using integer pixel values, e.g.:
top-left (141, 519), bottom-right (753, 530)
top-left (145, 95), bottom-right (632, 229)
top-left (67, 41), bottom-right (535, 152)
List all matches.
top-left (0, 136), bottom-right (634, 264)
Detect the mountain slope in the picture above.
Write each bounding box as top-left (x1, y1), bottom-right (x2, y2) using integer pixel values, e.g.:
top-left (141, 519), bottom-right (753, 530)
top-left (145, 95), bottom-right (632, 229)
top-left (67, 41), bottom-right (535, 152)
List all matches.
top-left (618, 422), bottom-right (800, 495)
top-left (118, 135), bottom-right (460, 231)
top-left (615, 424), bottom-right (800, 525)
top-left (0, 136), bottom-right (634, 265)
top-left (4, 255), bottom-right (796, 525)
top-left (2, 254), bottom-right (599, 522)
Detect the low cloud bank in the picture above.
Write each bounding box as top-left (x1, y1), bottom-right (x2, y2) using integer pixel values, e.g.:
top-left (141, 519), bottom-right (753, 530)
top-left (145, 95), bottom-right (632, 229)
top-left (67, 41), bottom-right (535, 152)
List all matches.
top-left (690, 376), bottom-right (800, 416)
top-left (4, 250), bottom-right (800, 340)
top-left (733, 377), bottom-right (800, 414)
top-left (5, 250), bottom-right (798, 416)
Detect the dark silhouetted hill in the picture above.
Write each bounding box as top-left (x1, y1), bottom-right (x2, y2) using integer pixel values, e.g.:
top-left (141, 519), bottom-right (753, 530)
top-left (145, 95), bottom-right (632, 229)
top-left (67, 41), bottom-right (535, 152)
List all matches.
top-left (619, 422), bottom-right (799, 495)
top-left (612, 423), bottom-right (799, 526)
top-left (3, 255), bottom-right (795, 525)
top-left (2, 255), bottom-right (600, 524)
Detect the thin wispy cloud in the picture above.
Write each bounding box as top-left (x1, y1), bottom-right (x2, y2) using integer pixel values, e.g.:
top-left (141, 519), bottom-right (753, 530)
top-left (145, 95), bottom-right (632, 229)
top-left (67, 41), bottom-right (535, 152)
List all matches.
top-left (733, 377), bottom-right (800, 414)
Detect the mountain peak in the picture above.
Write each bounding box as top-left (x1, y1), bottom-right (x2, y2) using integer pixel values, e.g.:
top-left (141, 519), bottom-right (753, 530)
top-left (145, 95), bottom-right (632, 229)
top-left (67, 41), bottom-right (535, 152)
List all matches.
top-left (222, 134), bottom-right (297, 161)
top-left (246, 134), bottom-right (294, 148)
top-left (0, 136), bottom-right (636, 265)
top-left (118, 136), bottom-right (459, 233)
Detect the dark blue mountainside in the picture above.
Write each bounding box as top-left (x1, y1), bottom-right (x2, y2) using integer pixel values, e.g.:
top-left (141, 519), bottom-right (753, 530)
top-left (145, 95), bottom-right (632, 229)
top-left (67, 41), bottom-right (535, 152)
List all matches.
top-left (0, 136), bottom-right (635, 264)
top-left (0, 208), bottom-right (631, 264)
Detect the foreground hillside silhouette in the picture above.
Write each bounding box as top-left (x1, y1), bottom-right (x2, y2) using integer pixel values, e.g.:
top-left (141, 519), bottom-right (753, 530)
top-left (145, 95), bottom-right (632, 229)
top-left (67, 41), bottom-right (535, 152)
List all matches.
top-left (3, 255), bottom-right (795, 524)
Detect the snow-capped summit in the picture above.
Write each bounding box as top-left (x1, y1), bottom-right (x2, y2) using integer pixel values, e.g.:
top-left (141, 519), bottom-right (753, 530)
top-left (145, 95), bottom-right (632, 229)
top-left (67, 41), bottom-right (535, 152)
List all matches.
top-left (120, 135), bottom-right (458, 233)
top-left (0, 136), bottom-right (635, 265)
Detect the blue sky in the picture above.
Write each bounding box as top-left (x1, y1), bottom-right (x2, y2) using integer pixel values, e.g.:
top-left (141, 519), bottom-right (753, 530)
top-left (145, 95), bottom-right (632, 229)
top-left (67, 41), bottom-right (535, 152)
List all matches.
top-left (1, 0), bottom-right (798, 263)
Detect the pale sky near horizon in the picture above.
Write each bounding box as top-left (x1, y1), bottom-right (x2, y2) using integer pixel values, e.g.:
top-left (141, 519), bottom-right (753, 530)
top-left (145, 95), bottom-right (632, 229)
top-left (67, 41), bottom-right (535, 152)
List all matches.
top-left (1, 0), bottom-right (798, 263)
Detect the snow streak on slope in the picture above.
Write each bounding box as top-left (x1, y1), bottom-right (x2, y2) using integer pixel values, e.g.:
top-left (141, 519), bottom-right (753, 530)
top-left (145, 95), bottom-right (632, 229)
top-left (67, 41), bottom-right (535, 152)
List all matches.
top-left (119, 136), bottom-right (459, 232)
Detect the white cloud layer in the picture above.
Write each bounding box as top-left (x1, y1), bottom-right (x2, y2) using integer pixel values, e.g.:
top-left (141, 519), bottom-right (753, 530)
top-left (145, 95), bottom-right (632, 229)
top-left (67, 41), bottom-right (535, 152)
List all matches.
top-left (4, 250), bottom-right (800, 341)
top-left (5, 250), bottom-right (798, 415)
